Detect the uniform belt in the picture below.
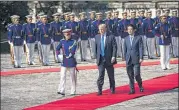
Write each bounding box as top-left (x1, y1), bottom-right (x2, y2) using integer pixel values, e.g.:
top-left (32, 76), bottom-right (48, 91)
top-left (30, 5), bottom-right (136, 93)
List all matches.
top-left (82, 32), bottom-right (87, 34)
top-left (148, 30), bottom-right (152, 32)
top-left (13, 36), bottom-right (21, 38)
top-left (55, 33), bottom-right (61, 35)
top-left (175, 28), bottom-right (178, 30)
top-left (28, 35), bottom-right (33, 37)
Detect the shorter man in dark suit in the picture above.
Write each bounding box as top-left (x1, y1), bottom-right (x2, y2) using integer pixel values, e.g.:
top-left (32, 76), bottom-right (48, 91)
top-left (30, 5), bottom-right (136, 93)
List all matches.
top-left (95, 24), bottom-right (117, 96)
top-left (124, 24), bottom-right (144, 94)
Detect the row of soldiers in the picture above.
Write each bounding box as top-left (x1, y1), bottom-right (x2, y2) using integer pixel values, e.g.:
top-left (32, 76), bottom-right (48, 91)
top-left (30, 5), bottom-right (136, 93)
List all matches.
top-left (7, 8), bottom-right (178, 68)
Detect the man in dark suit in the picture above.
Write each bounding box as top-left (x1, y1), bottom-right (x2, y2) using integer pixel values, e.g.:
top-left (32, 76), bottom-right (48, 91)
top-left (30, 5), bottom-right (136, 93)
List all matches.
top-left (95, 24), bottom-right (117, 96)
top-left (123, 24), bottom-right (144, 94)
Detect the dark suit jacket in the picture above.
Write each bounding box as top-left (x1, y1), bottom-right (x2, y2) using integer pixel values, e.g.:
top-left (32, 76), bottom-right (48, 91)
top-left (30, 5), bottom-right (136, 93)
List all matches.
top-left (124, 35), bottom-right (143, 64)
top-left (95, 33), bottom-right (117, 66)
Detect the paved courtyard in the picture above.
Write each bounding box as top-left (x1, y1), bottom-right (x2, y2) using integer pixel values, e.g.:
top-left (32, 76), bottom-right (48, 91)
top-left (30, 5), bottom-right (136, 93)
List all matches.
top-left (1, 50), bottom-right (178, 110)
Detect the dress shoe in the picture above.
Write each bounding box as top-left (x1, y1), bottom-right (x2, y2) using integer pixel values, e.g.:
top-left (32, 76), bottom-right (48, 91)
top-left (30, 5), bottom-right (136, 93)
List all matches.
top-left (97, 92), bottom-right (102, 96)
top-left (18, 66), bottom-right (21, 68)
top-left (57, 92), bottom-right (65, 96)
top-left (163, 68), bottom-right (167, 70)
top-left (140, 87), bottom-right (144, 92)
top-left (70, 94), bottom-right (76, 96)
top-left (128, 90), bottom-right (135, 95)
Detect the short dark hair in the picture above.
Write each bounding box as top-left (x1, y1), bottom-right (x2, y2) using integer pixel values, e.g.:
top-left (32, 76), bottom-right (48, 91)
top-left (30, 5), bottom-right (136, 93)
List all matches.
top-left (127, 24), bottom-right (136, 30)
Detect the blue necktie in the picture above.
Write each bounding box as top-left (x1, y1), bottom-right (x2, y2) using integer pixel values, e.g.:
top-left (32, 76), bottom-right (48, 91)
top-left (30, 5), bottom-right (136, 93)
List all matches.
top-left (101, 35), bottom-right (105, 56)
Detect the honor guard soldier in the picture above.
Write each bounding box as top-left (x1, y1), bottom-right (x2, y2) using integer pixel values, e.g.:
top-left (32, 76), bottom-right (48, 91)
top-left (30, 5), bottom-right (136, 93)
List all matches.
top-left (154, 14), bottom-right (172, 70)
top-left (8, 15), bottom-right (24, 68)
top-left (91, 12), bottom-right (105, 37)
top-left (22, 15), bottom-right (36, 65)
top-left (112, 10), bottom-right (121, 57)
top-left (163, 8), bottom-right (171, 22)
top-left (56, 29), bottom-right (77, 96)
top-left (154, 9), bottom-right (162, 56)
top-left (35, 12), bottom-right (44, 63)
top-left (51, 12), bottom-right (63, 63)
top-left (79, 12), bottom-right (89, 61)
top-left (143, 11), bottom-right (157, 59)
top-left (117, 11), bottom-right (130, 59)
top-left (62, 12), bottom-right (70, 27)
top-left (104, 11), bottom-right (114, 34)
top-left (64, 13), bottom-right (79, 41)
top-left (138, 9), bottom-right (145, 36)
top-left (87, 11), bottom-right (96, 59)
top-left (7, 15), bottom-right (16, 65)
top-left (37, 15), bottom-right (52, 66)
top-left (129, 10), bottom-right (139, 35)
top-left (169, 10), bottom-right (179, 57)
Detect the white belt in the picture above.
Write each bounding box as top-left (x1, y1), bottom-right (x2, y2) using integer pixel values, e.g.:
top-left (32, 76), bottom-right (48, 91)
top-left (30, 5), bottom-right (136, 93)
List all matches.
top-left (14, 36), bottom-right (21, 38)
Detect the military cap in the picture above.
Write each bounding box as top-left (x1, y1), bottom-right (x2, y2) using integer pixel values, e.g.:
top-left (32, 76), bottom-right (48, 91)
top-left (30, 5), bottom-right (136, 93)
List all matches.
top-left (40, 15), bottom-right (47, 18)
top-left (52, 12), bottom-right (60, 17)
top-left (79, 12), bottom-right (86, 15)
top-left (113, 10), bottom-right (119, 13)
top-left (122, 11), bottom-right (127, 14)
top-left (25, 15), bottom-right (33, 18)
top-left (146, 10), bottom-right (152, 13)
top-left (131, 10), bottom-right (136, 13)
top-left (105, 11), bottom-right (112, 14)
top-left (89, 11), bottom-right (96, 14)
top-left (96, 12), bottom-right (103, 15)
top-left (156, 9), bottom-right (161, 12)
top-left (172, 10), bottom-right (177, 12)
top-left (138, 9), bottom-right (145, 13)
top-left (37, 12), bottom-right (45, 16)
top-left (69, 13), bottom-right (75, 16)
top-left (63, 12), bottom-right (71, 16)
top-left (160, 13), bottom-right (167, 18)
top-left (10, 15), bottom-right (20, 19)
top-left (62, 29), bottom-right (72, 33)
top-left (163, 8), bottom-right (170, 12)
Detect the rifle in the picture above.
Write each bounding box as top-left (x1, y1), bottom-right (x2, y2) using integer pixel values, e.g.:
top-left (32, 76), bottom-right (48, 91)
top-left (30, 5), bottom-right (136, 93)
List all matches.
top-left (146, 37), bottom-right (150, 59)
top-left (24, 43), bottom-right (29, 64)
top-left (52, 42), bottom-right (58, 63)
top-left (154, 37), bottom-right (159, 57)
top-left (120, 38), bottom-right (124, 61)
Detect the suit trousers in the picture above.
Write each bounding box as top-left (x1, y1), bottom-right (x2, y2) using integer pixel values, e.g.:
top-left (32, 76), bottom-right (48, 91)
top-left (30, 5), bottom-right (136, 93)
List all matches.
top-left (13, 45), bottom-right (24, 67)
top-left (97, 56), bottom-right (115, 92)
top-left (41, 44), bottom-right (51, 65)
top-left (52, 41), bottom-right (61, 62)
top-left (160, 45), bottom-right (170, 69)
top-left (81, 40), bottom-right (88, 60)
top-left (126, 58), bottom-right (142, 90)
top-left (58, 66), bottom-right (76, 94)
top-left (171, 37), bottom-right (178, 57)
top-left (27, 43), bottom-right (35, 63)
top-left (115, 36), bottom-right (122, 57)
top-left (88, 38), bottom-right (96, 58)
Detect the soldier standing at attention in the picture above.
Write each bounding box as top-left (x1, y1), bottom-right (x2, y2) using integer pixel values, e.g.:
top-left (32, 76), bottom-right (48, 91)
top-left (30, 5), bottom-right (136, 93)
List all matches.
top-left (56, 29), bottom-right (77, 96)
top-left (129, 10), bottom-right (139, 35)
top-left (118, 11), bottom-right (130, 60)
top-left (169, 10), bottom-right (179, 58)
top-left (112, 10), bottom-right (121, 58)
top-left (51, 12), bottom-right (63, 63)
top-left (155, 14), bottom-right (172, 70)
top-left (104, 11), bottom-right (114, 34)
top-left (154, 9), bottom-right (162, 57)
top-left (78, 12), bottom-right (89, 61)
top-left (22, 15), bottom-right (36, 65)
top-left (87, 11), bottom-right (96, 59)
top-left (143, 11), bottom-right (156, 59)
top-left (37, 15), bottom-right (52, 66)
top-left (8, 15), bottom-right (24, 68)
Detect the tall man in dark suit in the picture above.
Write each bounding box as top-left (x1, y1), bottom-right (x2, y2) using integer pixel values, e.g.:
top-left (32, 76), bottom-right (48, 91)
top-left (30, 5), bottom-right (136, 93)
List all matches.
top-left (95, 24), bottom-right (117, 96)
top-left (124, 24), bottom-right (144, 94)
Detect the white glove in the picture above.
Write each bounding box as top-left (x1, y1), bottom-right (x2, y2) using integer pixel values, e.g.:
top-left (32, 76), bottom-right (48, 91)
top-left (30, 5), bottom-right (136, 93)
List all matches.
top-left (66, 53), bottom-right (72, 58)
top-left (35, 41), bottom-right (38, 44)
top-left (111, 57), bottom-right (116, 63)
top-left (58, 54), bottom-right (63, 62)
top-left (24, 41), bottom-right (26, 45)
top-left (72, 33), bottom-right (75, 35)
top-left (78, 38), bottom-right (81, 42)
top-left (51, 39), bottom-right (54, 43)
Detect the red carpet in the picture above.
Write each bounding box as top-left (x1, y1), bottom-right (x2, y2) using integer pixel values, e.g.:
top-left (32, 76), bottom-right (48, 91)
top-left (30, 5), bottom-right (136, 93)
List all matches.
top-left (24, 73), bottom-right (178, 110)
top-left (1, 59), bottom-right (178, 76)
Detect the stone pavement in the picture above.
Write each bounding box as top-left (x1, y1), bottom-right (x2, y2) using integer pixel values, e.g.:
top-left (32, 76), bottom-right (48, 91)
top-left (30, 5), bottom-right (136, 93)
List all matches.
top-left (1, 48), bottom-right (178, 110)
top-left (1, 60), bottom-right (178, 110)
